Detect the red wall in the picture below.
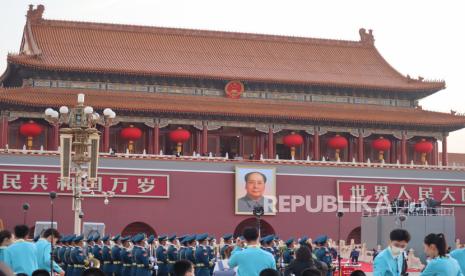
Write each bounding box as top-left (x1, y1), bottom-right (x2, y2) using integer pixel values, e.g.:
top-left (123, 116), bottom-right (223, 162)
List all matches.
top-left (1, 170), bottom-right (464, 242)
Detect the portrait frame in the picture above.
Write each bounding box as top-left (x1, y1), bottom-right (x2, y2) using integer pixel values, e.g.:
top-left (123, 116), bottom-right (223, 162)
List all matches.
top-left (235, 165), bottom-right (276, 215)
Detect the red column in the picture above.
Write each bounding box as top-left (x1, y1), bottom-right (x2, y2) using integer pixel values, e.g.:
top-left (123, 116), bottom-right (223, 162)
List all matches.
top-left (147, 128), bottom-right (153, 154)
top-left (304, 134), bottom-right (310, 159)
top-left (259, 134), bottom-right (265, 159)
top-left (202, 125), bottom-right (208, 155)
top-left (153, 124), bottom-right (160, 155)
top-left (103, 125), bottom-right (110, 153)
top-left (442, 135), bottom-right (448, 166)
top-left (0, 113), bottom-right (8, 149)
top-left (389, 139), bottom-right (396, 164)
top-left (313, 129), bottom-right (320, 161)
top-left (401, 133), bottom-right (407, 164)
top-left (51, 123), bottom-right (59, 151)
top-left (267, 127), bottom-right (274, 159)
top-left (348, 136), bottom-right (354, 162)
top-left (195, 129), bottom-right (201, 154)
top-left (431, 140), bottom-right (438, 166)
top-left (357, 134), bottom-right (364, 163)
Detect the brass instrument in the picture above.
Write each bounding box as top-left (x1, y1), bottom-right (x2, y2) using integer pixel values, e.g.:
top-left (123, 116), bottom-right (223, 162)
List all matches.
top-left (84, 253), bottom-right (101, 269)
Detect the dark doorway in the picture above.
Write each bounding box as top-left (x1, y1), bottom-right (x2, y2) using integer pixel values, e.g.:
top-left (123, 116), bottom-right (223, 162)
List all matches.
top-left (275, 143), bottom-right (291, 160)
top-left (346, 226), bottom-right (361, 244)
top-left (122, 221), bottom-right (157, 237)
top-left (234, 217), bottom-right (275, 238)
top-left (220, 136), bottom-right (240, 158)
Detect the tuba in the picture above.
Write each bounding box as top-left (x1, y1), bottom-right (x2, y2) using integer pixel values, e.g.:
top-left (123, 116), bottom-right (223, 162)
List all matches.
top-left (84, 253), bottom-right (101, 269)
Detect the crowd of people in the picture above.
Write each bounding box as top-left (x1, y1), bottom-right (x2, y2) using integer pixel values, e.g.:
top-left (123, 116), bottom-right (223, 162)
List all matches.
top-left (389, 196), bottom-right (442, 215)
top-left (1, 224), bottom-right (465, 276)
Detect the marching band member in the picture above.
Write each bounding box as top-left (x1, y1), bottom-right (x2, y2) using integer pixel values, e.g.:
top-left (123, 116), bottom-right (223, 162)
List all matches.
top-left (167, 235), bottom-right (179, 275)
top-left (112, 234), bottom-right (123, 276)
top-left (70, 235), bottom-right (85, 276)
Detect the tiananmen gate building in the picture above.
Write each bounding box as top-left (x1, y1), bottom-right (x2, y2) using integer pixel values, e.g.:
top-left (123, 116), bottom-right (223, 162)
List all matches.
top-left (1, 5), bottom-right (465, 242)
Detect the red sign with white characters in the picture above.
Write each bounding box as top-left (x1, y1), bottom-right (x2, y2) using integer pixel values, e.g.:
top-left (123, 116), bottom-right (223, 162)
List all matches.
top-left (225, 81), bottom-right (244, 99)
top-left (0, 168), bottom-right (169, 198)
top-left (337, 180), bottom-right (465, 206)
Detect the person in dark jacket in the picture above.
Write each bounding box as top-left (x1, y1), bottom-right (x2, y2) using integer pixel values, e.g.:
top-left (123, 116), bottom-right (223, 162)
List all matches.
top-left (284, 246), bottom-right (322, 276)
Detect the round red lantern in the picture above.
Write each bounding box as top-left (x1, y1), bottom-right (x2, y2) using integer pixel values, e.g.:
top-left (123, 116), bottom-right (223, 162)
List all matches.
top-left (415, 138), bottom-right (433, 165)
top-left (372, 136), bottom-right (391, 162)
top-left (169, 127), bottom-right (191, 154)
top-left (328, 134), bottom-right (348, 161)
top-left (120, 125), bottom-right (142, 153)
top-left (414, 139), bottom-right (433, 153)
top-left (283, 132), bottom-right (303, 159)
top-left (19, 120), bottom-right (42, 149)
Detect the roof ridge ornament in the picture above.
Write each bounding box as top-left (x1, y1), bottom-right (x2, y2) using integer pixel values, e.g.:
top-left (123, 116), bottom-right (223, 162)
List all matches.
top-left (359, 28), bottom-right (375, 45)
top-left (27, 4), bottom-right (45, 24)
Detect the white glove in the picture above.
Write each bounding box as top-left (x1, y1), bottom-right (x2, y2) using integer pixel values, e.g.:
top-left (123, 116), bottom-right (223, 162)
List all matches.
top-left (149, 257), bottom-right (155, 262)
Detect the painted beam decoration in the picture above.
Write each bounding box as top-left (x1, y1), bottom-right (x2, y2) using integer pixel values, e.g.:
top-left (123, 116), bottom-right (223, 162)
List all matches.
top-left (337, 180), bottom-right (465, 206)
top-left (0, 166), bottom-right (169, 198)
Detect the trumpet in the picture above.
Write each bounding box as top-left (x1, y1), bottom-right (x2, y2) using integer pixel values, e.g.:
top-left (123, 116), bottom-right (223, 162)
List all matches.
top-left (84, 253), bottom-right (101, 269)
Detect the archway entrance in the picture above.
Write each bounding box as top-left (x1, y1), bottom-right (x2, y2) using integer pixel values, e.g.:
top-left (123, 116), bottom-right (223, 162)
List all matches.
top-left (346, 226), bottom-right (361, 244)
top-left (234, 218), bottom-right (275, 237)
top-left (121, 222), bottom-right (156, 237)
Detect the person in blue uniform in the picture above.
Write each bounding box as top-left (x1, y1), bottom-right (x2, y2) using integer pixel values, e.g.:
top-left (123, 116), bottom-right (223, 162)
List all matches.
top-left (314, 235), bottom-right (333, 276)
top-left (282, 238), bottom-right (295, 268)
top-left (272, 235), bottom-right (281, 266)
top-left (451, 246), bottom-right (465, 276)
top-left (373, 229), bottom-right (410, 276)
top-left (184, 235), bottom-right (197, 265)
top-left (92, 233), bottom-right (104, 265)
top-left (112, 234), bottom-right (123, 276)
top-left (35, 228), bottom-right (64, 275)
top-left (207, 236), bottom-right (216, 275)
top-left (58, 235), bottom-right (69, 272)
top-left (102, 235), bottom-right (113, 276)
top-left (350, 247), bottom-right (360, 264)
top-left (261, 235), bottom-right (275, 256)
top-left (70, 235), bottom-right (85, 276)
top-left (130, 236), bottom-right (138, 276)
top-left (167, 234), bottom-right (178, 275)
top-left (53, 237), bottom-right (63, 268)
top-left (146, 235), bottom-right (156, 276)
top-left (220, 234), bottom-right (233, 259)
top-left (156, 235), bottom-right (169, 276)
top-left (120, 236), bottom-right (133, 276)
top-left (0, 230), bottom-right (13, 263)
top-left (178, 235), bottom-right (189, 260)
top-left (194, 234), bottom-right (210, 276)
top-left (134, 233), bottom-right (151, 276)
top-left (86, 235), bottom-right (95, 257)
top-left (66, 235), bottom-right (76, 276)
top-left (421, 233), bottom-right (463, 276)
top-left (4, 225), bottom-right (38, 276)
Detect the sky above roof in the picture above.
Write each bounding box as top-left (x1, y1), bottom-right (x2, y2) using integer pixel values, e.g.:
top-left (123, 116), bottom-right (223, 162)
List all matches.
top-left (1, 0), bottom-right (464, 153)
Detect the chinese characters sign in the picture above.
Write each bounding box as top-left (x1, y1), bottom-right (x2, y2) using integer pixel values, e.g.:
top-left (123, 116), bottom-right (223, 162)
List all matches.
top-left (337, 180), bottom-right (465, 206)
top-left (0, 169), bottom-right (169, 198)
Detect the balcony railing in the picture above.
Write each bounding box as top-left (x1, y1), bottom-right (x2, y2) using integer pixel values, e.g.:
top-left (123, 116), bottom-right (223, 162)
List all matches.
top-left (362, 207), bottom-right (455, 217)
top-left (1, 147), bottom-right (464, 171)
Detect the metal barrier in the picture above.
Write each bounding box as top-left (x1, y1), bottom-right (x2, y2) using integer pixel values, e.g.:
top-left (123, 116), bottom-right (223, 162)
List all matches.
top-left (362, 207), bottom-right (455, 217)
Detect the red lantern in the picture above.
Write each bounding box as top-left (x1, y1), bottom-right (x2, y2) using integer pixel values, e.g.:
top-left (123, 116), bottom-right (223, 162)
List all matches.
top-left (372, 136), bottom-right (391, 162)
top-left (19, 120), bottom-right (42, 149)
top-left (283, 132), bottom-right (303, 159)
top-left (328, 135), bottom-right (348, 161)
top-left (120, 125), bottom-right (142, 153)
top-left (415, 138), bottom-right (433, 165)
top-left (169, 127), bottom-right (191, 154)
top-left (414, 139), bottom-right (433, 153)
